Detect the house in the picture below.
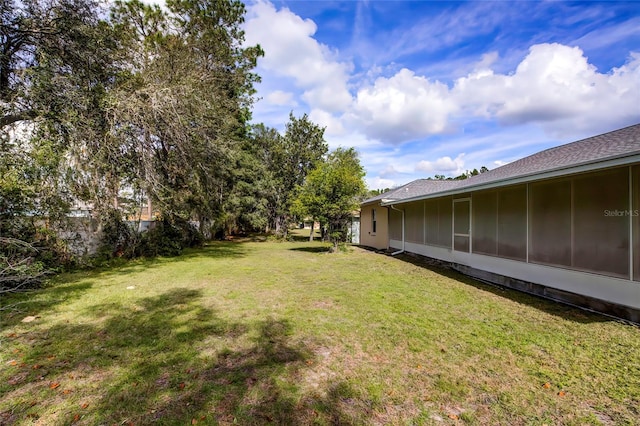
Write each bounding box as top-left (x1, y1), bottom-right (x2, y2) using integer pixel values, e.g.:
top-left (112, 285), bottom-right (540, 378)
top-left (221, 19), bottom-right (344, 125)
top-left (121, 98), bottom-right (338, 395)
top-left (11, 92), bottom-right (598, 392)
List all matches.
top-left (360, 123), bottom-right (640, 323)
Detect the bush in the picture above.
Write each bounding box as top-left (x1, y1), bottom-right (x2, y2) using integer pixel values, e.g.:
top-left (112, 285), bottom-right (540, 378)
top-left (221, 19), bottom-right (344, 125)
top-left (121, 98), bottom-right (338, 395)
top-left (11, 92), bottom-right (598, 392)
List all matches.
top-left (0, 238), bottom-right (49, 293)
top-left (98, 211), bottom-right (203, 260)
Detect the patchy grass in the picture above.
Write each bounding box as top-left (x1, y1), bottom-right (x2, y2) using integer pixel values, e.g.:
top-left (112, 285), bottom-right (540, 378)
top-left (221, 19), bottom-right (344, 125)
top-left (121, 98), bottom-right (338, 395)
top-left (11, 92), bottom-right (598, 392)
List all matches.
top-left (1, 241), bottom-right (639, 425)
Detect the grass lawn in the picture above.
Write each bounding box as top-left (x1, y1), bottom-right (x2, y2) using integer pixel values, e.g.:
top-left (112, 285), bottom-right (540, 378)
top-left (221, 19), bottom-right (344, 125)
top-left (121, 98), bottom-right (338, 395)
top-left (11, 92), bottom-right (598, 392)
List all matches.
top-left (1, 241), bottom-right (639, 425)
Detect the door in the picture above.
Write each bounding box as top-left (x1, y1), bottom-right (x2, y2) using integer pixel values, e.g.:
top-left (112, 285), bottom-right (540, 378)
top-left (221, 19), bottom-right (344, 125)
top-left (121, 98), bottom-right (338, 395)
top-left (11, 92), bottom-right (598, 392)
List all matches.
top-left (453, 199), bottom-right (471, 252)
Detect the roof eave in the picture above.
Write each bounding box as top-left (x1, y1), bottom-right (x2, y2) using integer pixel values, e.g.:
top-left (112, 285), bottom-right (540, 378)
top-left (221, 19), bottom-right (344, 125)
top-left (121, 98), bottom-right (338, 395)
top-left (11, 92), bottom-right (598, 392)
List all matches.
top-left (380, 152), bottom-right (640, 206)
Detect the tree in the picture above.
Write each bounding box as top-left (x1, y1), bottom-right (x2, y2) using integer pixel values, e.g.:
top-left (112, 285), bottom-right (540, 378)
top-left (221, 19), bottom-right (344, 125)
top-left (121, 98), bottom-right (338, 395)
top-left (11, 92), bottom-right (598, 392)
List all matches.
top-left (270, 113), bottom-right (328, 236)
top-left (220, 124), bottom-right (279, 235)
top-left (105, 0), bottom-right (262, 238)
top-left (293, 147), bottom-right (366, 251)
top-left (1, 0), bottom-right (118, 286)
top-left (427, 166), bottom-right (490, 181)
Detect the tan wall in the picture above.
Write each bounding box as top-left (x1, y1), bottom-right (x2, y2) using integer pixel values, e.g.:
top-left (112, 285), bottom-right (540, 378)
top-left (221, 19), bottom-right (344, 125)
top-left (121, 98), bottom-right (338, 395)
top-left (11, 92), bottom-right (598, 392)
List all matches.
top-left (360, 203), bottom-right (388, 249)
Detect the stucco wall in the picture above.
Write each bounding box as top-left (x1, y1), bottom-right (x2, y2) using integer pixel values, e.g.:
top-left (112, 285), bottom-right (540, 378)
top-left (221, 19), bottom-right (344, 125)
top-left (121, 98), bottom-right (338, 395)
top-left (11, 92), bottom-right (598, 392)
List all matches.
top-left (360, 203), bottom-right (388, 249)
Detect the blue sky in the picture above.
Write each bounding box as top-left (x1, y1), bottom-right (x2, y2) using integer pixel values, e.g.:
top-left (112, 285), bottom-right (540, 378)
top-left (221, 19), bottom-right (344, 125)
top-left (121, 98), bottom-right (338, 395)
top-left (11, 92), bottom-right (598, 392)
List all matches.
top-left (241, 0), bottom-right (640, 189)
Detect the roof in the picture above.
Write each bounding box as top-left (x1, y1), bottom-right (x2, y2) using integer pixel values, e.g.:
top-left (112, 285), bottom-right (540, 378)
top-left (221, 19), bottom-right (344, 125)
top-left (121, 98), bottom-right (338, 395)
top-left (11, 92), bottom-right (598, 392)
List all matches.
top-left (361, 179), bottom-right (460, 204)
top-left (363, 123), bottom-right (640, 207)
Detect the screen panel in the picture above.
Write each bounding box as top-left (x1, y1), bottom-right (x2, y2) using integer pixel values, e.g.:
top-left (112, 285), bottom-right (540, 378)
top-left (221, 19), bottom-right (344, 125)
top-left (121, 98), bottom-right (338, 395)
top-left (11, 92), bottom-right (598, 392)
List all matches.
top-left (573, 168), bottom-right (629, 278)
top-left (473, 191), bottom-right (497, 255)
top-left (405, 202), bottom-right (424, 244)
top-left (497, 185), bottom-right (527, 261)
top-left (454, 235), bottom-right (470, 252)
top-left (529, 179), bottom-right (571, 266)
top-left (437, 197), bottom-right (453, 248)
top-left (425, 199), bottom-right (439, 246)
top-left (389, 207), bottom-right (403, 241)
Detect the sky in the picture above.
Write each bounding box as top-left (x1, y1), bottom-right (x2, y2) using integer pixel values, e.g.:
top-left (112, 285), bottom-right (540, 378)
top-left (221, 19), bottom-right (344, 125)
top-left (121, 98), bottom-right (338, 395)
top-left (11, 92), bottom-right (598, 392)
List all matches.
top-left (143, 0), bottom-right (640, 189)
top-left (239, 0), bottom-right (640, 189)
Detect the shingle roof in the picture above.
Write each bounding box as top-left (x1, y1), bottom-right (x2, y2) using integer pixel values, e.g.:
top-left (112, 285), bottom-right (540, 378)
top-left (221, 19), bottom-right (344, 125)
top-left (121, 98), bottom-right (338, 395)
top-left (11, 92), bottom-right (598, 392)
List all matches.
top-left (361, 179), bottom-right (460, 204)
top-left (365, 123), bottom-right (640, 206)
top-left (456, 123), bottom-right (640, 188)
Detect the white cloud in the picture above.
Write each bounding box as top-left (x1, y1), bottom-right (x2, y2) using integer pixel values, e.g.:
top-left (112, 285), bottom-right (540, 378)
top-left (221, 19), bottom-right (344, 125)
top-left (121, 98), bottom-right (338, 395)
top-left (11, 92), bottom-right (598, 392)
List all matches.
top-left (367, 176), bottom-right (397, 191)
top-left (266, 90), bottom-right (297, 106)
top-left (244, 1), bottom-right (352, 112)
top-left (350, 68), bottom-right (458, 144)
top-left (453, 44), bottom-right (640, 136)
top-left (308, 109), bottom-right (345, 137)
top-left (415, 153), bottom-right (466, 175)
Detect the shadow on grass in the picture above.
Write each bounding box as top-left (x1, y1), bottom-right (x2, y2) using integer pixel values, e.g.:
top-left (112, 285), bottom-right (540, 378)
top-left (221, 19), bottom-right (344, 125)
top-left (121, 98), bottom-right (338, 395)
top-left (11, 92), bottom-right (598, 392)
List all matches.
top-left (391, 252), bottom-right (610, 324)
top-left (1, 288), bottom-right (373, 425)
top-left (0, 281), bottom-right (94, 327)
top-left (288, 246), bottom-right (331, 254)
top-left (104, 241), bottom-right (250, 276)
top-left (0, 243), bottom-right (249, 324)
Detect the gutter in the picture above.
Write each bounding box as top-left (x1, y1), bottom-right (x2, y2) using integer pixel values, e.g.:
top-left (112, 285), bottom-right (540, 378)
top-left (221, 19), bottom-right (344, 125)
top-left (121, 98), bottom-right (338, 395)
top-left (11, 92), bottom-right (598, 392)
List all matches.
top-left (389, 204), bottom-right (405, 256)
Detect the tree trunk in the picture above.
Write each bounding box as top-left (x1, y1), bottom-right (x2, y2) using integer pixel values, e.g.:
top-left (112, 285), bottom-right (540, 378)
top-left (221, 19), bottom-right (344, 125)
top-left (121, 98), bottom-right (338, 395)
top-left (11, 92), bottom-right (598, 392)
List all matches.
top-left (309, 220), bottom-right (314, 241)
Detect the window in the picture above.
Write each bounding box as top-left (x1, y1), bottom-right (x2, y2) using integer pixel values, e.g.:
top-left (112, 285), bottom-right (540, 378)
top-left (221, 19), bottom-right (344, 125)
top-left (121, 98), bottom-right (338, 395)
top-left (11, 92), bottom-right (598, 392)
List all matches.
top-left (372, 208), bottom-right (377, 234)
top-left (425, 199), bottom-right (438, 246)
top-left (438, 197), bottom-right (453, 248)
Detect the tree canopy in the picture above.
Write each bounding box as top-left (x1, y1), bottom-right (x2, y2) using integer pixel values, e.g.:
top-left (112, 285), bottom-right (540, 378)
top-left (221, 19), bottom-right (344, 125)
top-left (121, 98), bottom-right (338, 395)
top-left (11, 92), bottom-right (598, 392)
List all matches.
top-left (292, 147), bottom-right (366, 250)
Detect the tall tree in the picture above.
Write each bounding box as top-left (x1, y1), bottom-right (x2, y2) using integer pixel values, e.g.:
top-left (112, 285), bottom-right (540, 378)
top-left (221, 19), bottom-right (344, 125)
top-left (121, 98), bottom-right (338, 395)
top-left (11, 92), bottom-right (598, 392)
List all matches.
top-left (271, 113), bottom-right (327, 236)
top-left (1, 0), bottom-right (118, 285)
top-left (107, 0), bottom-right (262, 234)
top-left (293, 147), bottom-right (366, 251)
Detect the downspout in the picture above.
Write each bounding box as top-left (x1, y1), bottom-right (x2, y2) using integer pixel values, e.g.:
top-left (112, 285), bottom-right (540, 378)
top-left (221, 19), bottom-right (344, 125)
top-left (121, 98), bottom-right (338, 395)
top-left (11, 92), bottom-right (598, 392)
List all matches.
top-left (390, 204), bottom-right (405, 255)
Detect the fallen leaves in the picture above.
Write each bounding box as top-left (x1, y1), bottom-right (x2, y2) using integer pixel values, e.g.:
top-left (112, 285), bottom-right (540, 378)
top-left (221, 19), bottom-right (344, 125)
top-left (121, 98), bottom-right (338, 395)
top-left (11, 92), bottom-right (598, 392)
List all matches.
top-left (49, 382), bottom-right (60, 390)
top-left (542, 382), bottom-right (567, 397)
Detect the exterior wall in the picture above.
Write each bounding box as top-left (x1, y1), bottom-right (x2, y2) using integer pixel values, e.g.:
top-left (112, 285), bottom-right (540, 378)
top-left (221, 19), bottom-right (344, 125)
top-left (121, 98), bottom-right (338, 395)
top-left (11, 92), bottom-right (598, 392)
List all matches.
top-left (360, 203), bottom-right (388, 249)
top-left (634, 165), bottom-right (640, 282)
top-left (386, 163), bottom-right (640, 317)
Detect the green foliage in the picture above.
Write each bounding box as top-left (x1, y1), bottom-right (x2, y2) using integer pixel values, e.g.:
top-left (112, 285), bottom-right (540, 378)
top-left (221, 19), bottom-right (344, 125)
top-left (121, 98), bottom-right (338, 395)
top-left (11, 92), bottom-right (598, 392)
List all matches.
top-left (0, 238), bottom-right (47, 292)
top-left (430, 166), bottom-right (490, 181)
top-left (1, 0), bottom-right (263, 269)
top-left (97, 209), bottom-right (138, 259)
top-left (273, 113), bottom-right (328, 235)
top-left (293, 147), bottom-right (366, 249)
top-left (107, 0), bottom-right (263, 229)
top-left (223, 117), bottom-right (328, 238)
top-left (97, 211), bottom-right (203, 260)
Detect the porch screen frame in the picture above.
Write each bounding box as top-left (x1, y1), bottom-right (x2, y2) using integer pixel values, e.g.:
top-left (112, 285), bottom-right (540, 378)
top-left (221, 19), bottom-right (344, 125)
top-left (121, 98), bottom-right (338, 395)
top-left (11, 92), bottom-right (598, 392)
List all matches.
top-left (453, 198), bottom-right (472, 253)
